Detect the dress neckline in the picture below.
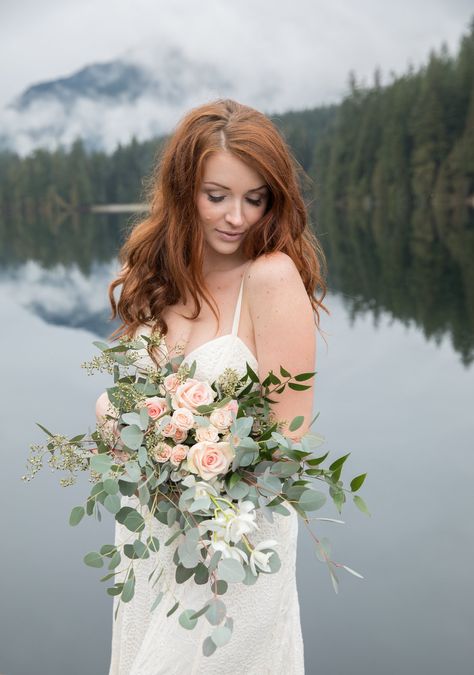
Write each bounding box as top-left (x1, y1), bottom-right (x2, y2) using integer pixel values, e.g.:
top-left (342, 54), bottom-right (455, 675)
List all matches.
top-left (163, 261), bottom-right (257, 364)
top-left (181, 334), bottom-right (258, 366)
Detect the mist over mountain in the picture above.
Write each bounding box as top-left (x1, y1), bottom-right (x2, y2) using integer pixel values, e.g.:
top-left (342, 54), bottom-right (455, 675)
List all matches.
top-left (0, 44), bottom-right (280, 156)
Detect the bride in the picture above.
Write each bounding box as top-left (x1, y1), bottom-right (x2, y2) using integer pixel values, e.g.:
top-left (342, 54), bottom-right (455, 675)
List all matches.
top-left (102, 98), bottom-right (328, 674)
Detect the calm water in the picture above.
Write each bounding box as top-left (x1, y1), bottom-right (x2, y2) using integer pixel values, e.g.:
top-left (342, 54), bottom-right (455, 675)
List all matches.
top-left (1, 216), bottom-right (473, 674)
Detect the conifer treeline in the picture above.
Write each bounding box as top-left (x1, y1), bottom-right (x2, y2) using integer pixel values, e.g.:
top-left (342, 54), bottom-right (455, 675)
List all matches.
top-left (0, 19), bottom-right (472, 225)
top-left (312, 17), bottom-right (474, 229)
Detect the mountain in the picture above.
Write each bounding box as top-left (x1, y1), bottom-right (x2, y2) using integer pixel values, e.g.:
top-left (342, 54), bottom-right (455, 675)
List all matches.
top-left (0, 45), bottom-right (267, 155)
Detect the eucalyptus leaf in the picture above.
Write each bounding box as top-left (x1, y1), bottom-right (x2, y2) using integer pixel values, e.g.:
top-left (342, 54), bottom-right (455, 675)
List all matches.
top-left (270, 460), bottom-right (301, 478)
top-left (202, 636), bottom-right (217, 657)
top-left (121, 425), bottom-right (144, 451)
top-left (298, 489), bottom-right (326, 512)
top-left (189, 497), bottom-right (211, 513)
top-left (178, 543), bottom-right (201, 569)
top-left (211, 624), bottom-right (232, 647)
top-left (103, 478), bottom-right (119, 495)
top-left (121, 575), bottom-right (135, 603)
top-left (259, 474), bottom-right (282, 498)
top-left (123, 510), bottom-right (145, 533)
top-left (83, 551), bottom-right (103, 568)
top-left (189, 603), bottom-right (211, 621)
top-left (179, 609), bottom-right (198, 630)
top-left (118, 480), bottom-right (138, 496)
top-left (104, 494), bottom-right (121, 514)
top-left (133, 540), bottom-right (149, 558)
top-left (108, 551), bottom-right (121, 570)
top-left (194, 563), bottom-right (209, 585)
top-left (232, 416), bottom-right (254, 438)
top-left (139, 406), bottom-right (150, 430)
top-left (137, 446), bottom-right (148, 468)
top-left (210, 579), bottom-right (228, 595)
top-left (147, 535), bottom-right (160, 553)
top-left (90, 454), bottom-right (113, 474)
top-left (270, 432), bottom-right (291, 449)
top-left (227, 480), bottom-right (250, 500)
top-left (176, 564), bottom-right (196, 584)
top-left (124, 460), bottom-right (141, 482)
top-left (69, 506), bottom-right (85, 526)
top-left (205, 598), bottom-right (226, 625)
top-left (121, 412), bottom-right (141, 427)
top-left (217, 558), bottom-right (245, 583)
top-left (150, 591), bottom-right (164, 612)
top-left (237, 449), bottom-right (259, 467)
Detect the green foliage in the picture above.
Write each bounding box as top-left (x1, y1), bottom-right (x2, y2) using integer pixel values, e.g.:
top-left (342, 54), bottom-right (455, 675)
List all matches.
top-left (27, 330), bottom-right (370, 657)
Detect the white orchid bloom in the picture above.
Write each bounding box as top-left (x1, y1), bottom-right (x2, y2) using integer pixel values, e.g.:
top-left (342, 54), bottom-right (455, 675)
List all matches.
top-left (211, 538), bottom-right (249, 564)
top-left (216, 500), bottom-right (258, 543)
top-left (249, 539), bottom-right (279, 576)
top-left (199, 499), bottom-right (259, 544)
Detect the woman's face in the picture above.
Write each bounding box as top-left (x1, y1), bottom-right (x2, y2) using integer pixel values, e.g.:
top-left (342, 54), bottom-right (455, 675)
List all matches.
top-left (196, 150), bottom-right (269, 256)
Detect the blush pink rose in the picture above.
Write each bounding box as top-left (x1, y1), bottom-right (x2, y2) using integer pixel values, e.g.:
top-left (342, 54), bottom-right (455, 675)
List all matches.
top-left (209, 407), bottom-right (233, 431)
top-left (223, 399), bottom-right (239, 415)
top-left (161, 420), bottom-right (177, 437)
top-left (151, 441), bottom-right (172, 463)
top-left (143, 396), bottom-right (168, 419)
top-left (186, 441), bottom-right (235, 481)
top-left (195, 424), bottom-right (220, 442)
top-left (173, 427), bottom-right (188, 443)
top-left (171, 407), bottom-right (195, 431)
top-left (163, 373), bottom-right (180, 394)
top-left (172, 379), bottom-right (216, 413)
top-left (170, 444), bottom-right (188, 466)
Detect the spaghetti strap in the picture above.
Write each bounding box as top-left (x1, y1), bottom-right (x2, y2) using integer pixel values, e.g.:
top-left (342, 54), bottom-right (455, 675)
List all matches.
top-left (231, 261), bottom-right (252, 336)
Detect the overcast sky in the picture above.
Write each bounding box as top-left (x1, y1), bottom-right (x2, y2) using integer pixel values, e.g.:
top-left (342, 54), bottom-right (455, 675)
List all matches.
top-left (1, 0), bottom-right (472, 112)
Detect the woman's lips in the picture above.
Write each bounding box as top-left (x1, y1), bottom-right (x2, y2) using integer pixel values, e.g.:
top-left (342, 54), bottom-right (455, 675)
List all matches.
top-left (216, 229), bottom-right (244, 240)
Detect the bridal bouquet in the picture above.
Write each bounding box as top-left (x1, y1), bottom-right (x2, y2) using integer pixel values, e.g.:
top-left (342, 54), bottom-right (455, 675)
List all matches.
top-left (23, 331), bottom-right (368, 657)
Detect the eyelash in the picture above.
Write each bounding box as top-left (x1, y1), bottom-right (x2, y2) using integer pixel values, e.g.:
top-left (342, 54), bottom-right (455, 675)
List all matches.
top-left (207, 195), bottom-right (263, 207)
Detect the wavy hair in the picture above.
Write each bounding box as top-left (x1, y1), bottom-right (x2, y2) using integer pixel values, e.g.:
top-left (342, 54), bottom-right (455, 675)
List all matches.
top-left (108, 98), bottom-right (329, 341)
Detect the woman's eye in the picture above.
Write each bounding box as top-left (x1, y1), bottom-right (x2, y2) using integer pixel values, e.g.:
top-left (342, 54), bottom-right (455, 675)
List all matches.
top-left (207, 194), bottom-right (263, 207)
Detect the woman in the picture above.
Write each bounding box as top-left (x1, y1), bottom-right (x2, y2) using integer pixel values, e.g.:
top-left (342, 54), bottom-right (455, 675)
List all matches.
top-left (105, 98), bottom-right (328, 674)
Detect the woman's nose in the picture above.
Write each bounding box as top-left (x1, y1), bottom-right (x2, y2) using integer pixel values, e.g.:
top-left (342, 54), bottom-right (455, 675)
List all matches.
top-left (225, 200), bottom-right (244, 226)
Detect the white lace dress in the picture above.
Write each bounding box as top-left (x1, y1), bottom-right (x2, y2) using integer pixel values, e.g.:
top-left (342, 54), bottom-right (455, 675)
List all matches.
top-left (108, 272), bottom-right (305, 675)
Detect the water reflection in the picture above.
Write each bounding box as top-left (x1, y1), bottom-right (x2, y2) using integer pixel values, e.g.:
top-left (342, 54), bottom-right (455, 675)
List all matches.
top-left (320, 207), bottom-right (474, 366)
top-left (1, 213), bottom-right (473, 673)
top-left (0, 260), bottom-right (120, 336)
top-left (1, 209), bottom-right (473, 365)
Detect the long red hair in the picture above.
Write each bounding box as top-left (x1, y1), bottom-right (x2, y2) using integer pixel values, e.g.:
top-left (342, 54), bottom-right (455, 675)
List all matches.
top-left (108, 98), bottom-right (329, 341)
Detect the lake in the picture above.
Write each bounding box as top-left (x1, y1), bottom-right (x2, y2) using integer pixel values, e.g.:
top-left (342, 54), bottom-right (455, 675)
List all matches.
top-left (1, 213), bottom-right (473, 674)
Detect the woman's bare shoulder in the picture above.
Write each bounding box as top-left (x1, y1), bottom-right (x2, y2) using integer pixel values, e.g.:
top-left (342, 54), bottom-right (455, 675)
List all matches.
top-left (246, 251), bottom-right (303, 293)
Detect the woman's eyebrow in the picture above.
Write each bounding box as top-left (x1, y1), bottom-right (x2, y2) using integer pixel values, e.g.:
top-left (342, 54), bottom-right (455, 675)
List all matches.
top-left (203, 181), bottom-right (268, 192)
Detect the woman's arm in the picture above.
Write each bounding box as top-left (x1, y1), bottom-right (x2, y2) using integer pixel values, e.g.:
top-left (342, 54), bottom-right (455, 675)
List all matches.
top-left (248, 252), bottom-right (317, 442)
